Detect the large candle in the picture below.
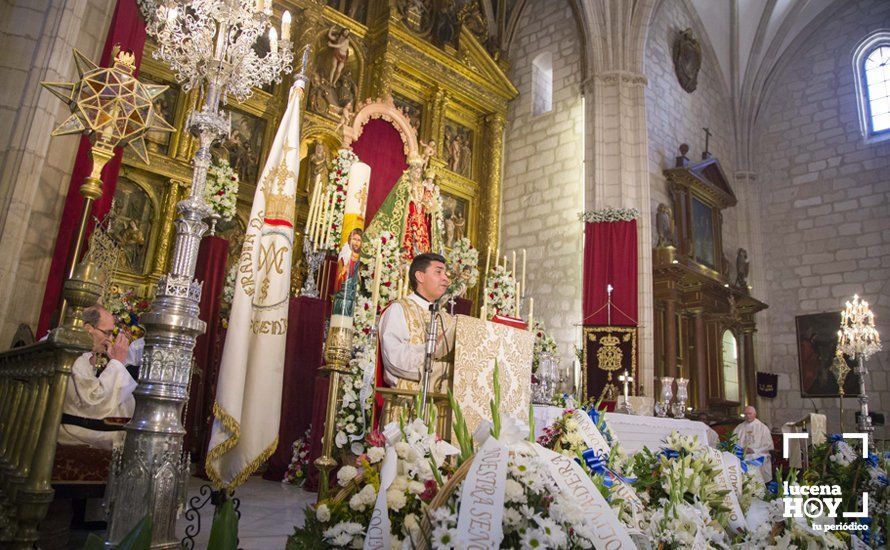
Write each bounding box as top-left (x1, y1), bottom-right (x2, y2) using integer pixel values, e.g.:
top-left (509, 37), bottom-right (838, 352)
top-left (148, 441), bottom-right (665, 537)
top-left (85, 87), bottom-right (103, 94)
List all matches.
top-left (528, 297), bottom-right (534, 328)
top-left (511, 250), bottom-right (516, 278)
top-left (485, 247), bottom-right (491, 277)
top-left (514, 281), bottom-right (520, 318)
top-left (370, 239), bottom-right (383, 314)
top-left (339, 162), bottom-right (370, 247)
top-left (521, 249), bottom-right (527, 295)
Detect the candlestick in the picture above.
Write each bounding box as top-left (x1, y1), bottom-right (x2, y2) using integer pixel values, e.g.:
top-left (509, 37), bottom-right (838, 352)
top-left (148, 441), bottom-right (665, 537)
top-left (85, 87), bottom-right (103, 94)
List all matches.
top-left (281, 10), bottom-right (291, 39)
top-left (481, 293), bottom-right (488, 320)
top-left (370, 240), bottom-right (382, 314)
top-left (403, 264), bottom-right (410, 297)
top-left (495, 248), bottom-right (500, 269)
top-left (528, 297), bottom-right (534, 328)
top-left (521, 249), bottom-right (526, 295)
top-left (511, 250), bottom-right (516, 277)
top-left (269, 28), bottom-right (278, 54)
top-left (485, 247), bottom-right (491, 276)
top-left (514, 281), bottom-right (520, 318)
top-left (620, 370), bottom-right (631, 401)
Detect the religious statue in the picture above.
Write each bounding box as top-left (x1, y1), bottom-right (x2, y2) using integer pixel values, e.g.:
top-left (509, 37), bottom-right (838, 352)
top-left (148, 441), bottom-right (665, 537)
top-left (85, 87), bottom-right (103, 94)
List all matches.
top-left (452, 211), bottom-right (465, 241)
top-left (655, 202), bottom-right (676, 247)
top-left (448, 133), bottom-right (462, 173)
top-left (736, 248), bottom-right (750, 289)
top-left (308, 142), bottom-right (330, 195)
top-left (333, 228), bottom-right (363, 315)
top-left (672, 28), bottom-right (701, 93)
top-left (327, 27), bottom-right (351, 86)
top-left (420, 139), bottom-right (435, 170)
top-left (335, 101), bottom-right (354, 142)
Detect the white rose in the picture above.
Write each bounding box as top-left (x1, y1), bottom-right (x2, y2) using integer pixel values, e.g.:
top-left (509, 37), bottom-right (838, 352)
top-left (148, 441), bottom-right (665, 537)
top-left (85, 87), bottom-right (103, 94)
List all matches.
top-left (387, 487), bottom-right (407, 511)
top-left (337, 465), bottom-right (358, 487)
top-left (335, 431), bottom-right (348, 447)
top-left (394, 442), bottom-right (411, 459)
top-left (504, 479), bottom-right (525, 503)
top-left (403, 513), bottom-right (419, 534)
top-left (316, 504), bottom-right (331, 522)
top-left (359, 484), bottom-right (377, 505)
top-left (367, 446), bottom-right (386, 464)
top-left (408, 480), bottom-right (425, 495)
top-left (349, 493), bottom-right (366, 512)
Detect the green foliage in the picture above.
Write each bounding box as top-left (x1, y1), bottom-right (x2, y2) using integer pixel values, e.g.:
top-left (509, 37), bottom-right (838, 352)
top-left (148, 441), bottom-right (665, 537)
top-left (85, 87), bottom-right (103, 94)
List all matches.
top-left (448, 388), bottom-right (473, 465)
top-left (208, 498), bottom-right (238, 550)
top-left (83, 515), bottom-right (152, 550)
top-left (489, 361), bottom-right (502, 439)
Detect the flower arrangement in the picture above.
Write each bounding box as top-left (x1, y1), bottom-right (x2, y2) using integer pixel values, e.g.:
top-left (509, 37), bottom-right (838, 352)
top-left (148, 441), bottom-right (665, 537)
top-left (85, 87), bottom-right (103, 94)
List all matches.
top-left (578, 207), bottom-right (640, 223)
top-left (444, 237), bottom-right (479, 298)
top-left (103, 284), bottom-right (151, 338)
top-left (322, 149), bottom-right (359, 250)
top-left (205, 158), bottom-right (240, 221)
top-left (483, 264), bottom-right (516, 319)
top-left (283, 425), bottom-right (312, 487)
top-left (531, 320), bottom-right (558, 375)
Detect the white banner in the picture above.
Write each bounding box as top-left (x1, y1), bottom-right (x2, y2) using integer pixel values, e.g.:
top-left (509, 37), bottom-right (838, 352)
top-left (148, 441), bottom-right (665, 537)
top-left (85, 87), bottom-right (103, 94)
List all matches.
top-left (456, 436), bottom-right (509, 549)
top-left (536, 446), bottom-right (637, 549)
top-left (573, 410), bottom-right (611, 454)
top-left (364, 447), bottom-right (397, 549)
top-left (206, 84), bottom-right (303, 489)
top-left (706, 448), bottom-right (747, 534)
top-left (721, 451), bottom-right (744, 497)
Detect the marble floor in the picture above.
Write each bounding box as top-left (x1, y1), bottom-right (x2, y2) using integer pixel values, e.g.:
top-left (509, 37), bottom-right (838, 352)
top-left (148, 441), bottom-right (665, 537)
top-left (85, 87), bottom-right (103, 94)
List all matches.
top-left (176, 475), bottom-right (314, 549)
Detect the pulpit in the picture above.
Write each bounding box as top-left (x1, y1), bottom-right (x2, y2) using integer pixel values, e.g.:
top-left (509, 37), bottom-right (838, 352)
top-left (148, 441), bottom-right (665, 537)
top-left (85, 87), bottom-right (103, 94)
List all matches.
top-left (375, 315), bottom-right (534, 439)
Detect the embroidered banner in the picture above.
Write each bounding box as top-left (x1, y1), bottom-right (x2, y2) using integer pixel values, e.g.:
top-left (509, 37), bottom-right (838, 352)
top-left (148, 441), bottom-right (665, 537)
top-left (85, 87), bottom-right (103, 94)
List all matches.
top-left (756, 372), bottom-right (778, 398)
top-left (456, 437), bottom-right (509, 549)
top-left (581, 326), bottom-right (637, 402)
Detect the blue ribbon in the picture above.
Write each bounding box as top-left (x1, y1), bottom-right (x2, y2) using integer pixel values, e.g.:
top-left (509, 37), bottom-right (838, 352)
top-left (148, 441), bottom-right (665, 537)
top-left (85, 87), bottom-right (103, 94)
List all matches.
top-left (877, 474), bottom-right (889, 487)
top-left (866, 452), bottom-right (879, 468)
top-left (587, 408), bottom-right (601, 427)
top-left (581, 449), bottom-right (637, 487)
top-left (660, 448), bottom-right (680, 460)
top-left (766, 481), bottom-right (778, 495)
top-left (740, 455), bottom-right (765, 474)
top-left (829, 434), bottom-right (843, 443)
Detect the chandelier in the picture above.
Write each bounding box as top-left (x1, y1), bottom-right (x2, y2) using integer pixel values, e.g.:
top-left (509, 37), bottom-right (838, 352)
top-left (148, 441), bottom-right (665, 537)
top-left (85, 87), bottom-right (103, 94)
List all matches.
top-left (837, 294), bottom-right (882, 359)
top-left (137, 0), bottom-right (293, 103)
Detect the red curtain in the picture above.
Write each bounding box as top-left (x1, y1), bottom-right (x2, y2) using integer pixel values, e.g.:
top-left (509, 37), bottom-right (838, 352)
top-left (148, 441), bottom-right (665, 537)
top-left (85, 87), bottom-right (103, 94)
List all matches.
top-left (185, 236), bottom-right (229, 459)
top-left (37, 0), bottom-right (147, 337)
top-left (582, 220), bottom-right (638, 326)
top-left (350, 118), bottom-right (408, 222)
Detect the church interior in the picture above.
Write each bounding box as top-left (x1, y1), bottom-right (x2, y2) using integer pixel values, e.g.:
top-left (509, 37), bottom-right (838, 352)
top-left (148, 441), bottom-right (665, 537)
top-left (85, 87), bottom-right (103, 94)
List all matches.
top-left (0, 0), bottom-right (888, 548)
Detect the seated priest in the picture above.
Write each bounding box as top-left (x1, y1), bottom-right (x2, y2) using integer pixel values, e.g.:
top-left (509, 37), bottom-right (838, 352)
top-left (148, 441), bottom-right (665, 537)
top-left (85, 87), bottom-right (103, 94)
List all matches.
top-left (58, 305), bottom-right (138, 450)
top-left (732, 405), bottom-right (774, 481)
top-left (378, 253), bottom-right (457, 392)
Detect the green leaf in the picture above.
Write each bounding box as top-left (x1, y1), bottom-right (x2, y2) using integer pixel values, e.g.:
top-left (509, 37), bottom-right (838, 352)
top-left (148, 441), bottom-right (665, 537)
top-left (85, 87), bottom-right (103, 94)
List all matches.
top-left (82, 533), bottom-right (105, 550)
top-left (528, 403), bottom-right (536, 443)
top-left (208, 498), bottom-right (239, 550)
top-left (490, 361), bottom-right (501, 439)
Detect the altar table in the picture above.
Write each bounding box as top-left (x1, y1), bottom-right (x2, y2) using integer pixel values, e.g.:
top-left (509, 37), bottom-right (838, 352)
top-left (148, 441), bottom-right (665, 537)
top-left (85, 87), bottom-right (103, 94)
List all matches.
top-left (533, 405), bottom-right (719, 453)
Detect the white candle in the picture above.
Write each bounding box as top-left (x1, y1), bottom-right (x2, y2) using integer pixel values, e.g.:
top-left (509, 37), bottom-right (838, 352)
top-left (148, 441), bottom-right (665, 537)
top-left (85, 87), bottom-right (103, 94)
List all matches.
top-left (281, 10), bottom-right (291, 39)
top-left (521, 249), bottom-right (527, 295)
top-left (511, 250), bottom-right (516, 277)
top-left (484, 247), bottom-right (491, 276)
top-left (319, 193), bottom-right (333, 248)
top-left (255, 0), bottom-right (264, 12)
top-left (371, 240), bottom-right (382, 314)
top-left (528, 297), bottom-right (534, 328)
top-left (269, 28), bottom-right (278, 54)
top-left (514, 281), bottom-right (520, 317)
top-left (495, 248), bottom-right (500, 269)
top-left (403, 264), bottom-right (410, 297)
top-left (481, 293), bottom-right (489, 320)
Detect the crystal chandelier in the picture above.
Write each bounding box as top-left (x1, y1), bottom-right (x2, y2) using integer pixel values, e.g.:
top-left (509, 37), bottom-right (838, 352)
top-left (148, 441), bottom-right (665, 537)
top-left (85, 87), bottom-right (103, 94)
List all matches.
top-left (106, 0), bottom-right (295, 545)
top-left (837, 294), bottom-right (882, 435)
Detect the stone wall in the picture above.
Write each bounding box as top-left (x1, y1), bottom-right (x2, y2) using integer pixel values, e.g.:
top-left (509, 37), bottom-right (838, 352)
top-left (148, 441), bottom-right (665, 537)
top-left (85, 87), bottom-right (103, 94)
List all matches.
top-left (0, 0), bottom-right (115, 344)
top-left (502, 0), bottom-right (584, 364)
top-left (754, 0), bottom-right (890, 438)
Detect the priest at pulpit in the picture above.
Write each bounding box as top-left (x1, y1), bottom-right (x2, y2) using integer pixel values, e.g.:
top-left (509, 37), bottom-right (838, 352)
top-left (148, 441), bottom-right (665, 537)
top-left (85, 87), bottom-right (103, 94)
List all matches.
top-left (378, 253), bottom-right (456, 392)
top-left (733, 405), bottom-right (774, 481)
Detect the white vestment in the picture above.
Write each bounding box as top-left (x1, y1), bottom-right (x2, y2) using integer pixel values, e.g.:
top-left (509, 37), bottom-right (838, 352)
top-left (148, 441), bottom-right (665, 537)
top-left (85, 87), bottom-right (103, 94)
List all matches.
top-left (57, 352), bottom-right (137, 450)
top-left (732, 418), bottom-right (774, 481)
top-left (378, 293), bottom-right (454, 388)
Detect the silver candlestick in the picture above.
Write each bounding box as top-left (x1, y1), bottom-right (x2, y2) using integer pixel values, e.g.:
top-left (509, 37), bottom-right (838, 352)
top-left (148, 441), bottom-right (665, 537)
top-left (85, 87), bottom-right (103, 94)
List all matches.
top-left (106, 2), bottom-right (293, 546)
top-left (837, 295), bottom-right (881, 435)
top-left (300, 238), bottom-right (327, 298)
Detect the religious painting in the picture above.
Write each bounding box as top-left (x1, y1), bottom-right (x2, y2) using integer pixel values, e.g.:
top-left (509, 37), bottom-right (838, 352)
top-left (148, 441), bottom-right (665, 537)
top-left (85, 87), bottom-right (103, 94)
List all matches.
top-left (142, 77), bottom-right (179, 156)
top-left (691, 195), bottom-right (716, 269)
top-left (110, 178), bottom-right (154, 274)
top-left (214, 110), bottom-right (266, 186)
top-left (218, 215), bottom-right (247, 274)
top-left (392, 94), bottom-right (423, 133)
top-left (327, 0), bottom-right (368, 24)
top-left (796, 312), bottom-right (860, 398)
top-left (440, 192), bottom-right (468, 249)
top-left (444, 121), bottom-right (473, 178)
top-left (581, 326), bottom-right (637, 403)
top-left (672, 28), bottom-right (701, 93)
top-left (308, 25), bottom-right (360, 115)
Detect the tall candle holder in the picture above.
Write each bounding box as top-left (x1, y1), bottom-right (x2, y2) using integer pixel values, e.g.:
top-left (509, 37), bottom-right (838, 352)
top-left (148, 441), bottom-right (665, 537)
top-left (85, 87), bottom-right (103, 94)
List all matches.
top-left (106, 1), bottom-right (294, 545)
top-left (829, 348), bottom-right (851, 432)
top-left (655, 376), bottom-right (674, 418)
top-left (837, 294), bottom-right (882, 435)
top-left (671, 378), bottom-right (689, 418)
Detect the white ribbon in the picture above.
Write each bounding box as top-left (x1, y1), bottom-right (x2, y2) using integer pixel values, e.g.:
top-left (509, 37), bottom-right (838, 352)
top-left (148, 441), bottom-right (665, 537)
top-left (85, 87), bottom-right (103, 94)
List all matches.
top-left (456, 436), bottom-right (509, 549)
top-left (573, 409), bottom-right (611, 454)
top-left (705, 448), bottom-right (747, 534)
top-left (363, 423), bottom-right (401, 550)
top-left (744, 498), bottom-right (771, 533)
top-left (536, 446), bottom-right (637, 549)
top-left (720, 451), bottom-right (744, 497)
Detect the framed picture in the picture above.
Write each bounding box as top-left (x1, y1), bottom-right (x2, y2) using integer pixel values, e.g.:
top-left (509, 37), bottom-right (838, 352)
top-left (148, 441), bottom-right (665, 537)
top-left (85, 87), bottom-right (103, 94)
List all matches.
top-left (440, 192), bottom-right (469, 249)
top-left (444, 121), bottom-right (473, 179)
top-left (796, 312), bottom-right (860, 397)
top-left (141, 76), bottom-right (179, 156)
top-left (393, 93), bottom-right (423, 133)
top-left (110, 177), bottom-right (155, 274)
top-left (214, 109), bottom-right (267, 186)
top-left (691, 195), bottom-right (715, 268)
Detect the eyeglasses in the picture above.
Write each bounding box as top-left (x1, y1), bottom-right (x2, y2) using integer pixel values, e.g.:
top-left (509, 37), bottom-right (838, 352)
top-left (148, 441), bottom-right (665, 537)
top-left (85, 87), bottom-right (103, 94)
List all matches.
top-left (88, 325), bottom-right (116, 338)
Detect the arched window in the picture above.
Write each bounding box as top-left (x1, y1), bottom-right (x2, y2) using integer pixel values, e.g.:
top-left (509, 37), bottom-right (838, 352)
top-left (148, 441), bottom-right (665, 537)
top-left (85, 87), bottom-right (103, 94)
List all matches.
top-left (853, 31), bottom-right (890, 141)
top-left (532, 52), bottom-right (553, 116)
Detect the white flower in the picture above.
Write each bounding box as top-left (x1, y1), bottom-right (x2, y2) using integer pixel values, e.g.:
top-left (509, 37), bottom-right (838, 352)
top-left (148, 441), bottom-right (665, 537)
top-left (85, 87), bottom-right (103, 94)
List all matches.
top-left (503, 508), bottom-right (524, 531)
top-left (408, 480), bottom-right (425, 495)
top-left (335, 431), bottom-right (348, 447)
top-left (504, 479), bottom-right (525, 503)
top-left (337, 465), bottom-right (358, 487)
top-left (315, 504), bottom-right (331, 522)
top-left (520, 527), bottom-right (547, 548)
top-left (394, 441), bottom-right (412, 460)
top-left (387, 488), bottom-right (407, 511)
top-left (367, 446), bottom-right (385, 464)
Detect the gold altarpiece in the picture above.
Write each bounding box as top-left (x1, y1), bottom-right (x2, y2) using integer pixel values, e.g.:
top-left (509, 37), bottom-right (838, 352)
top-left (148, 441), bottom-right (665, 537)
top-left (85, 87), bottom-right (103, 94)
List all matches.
top-left (107, 1), bottom-right (517, 305)
top-left (653, 149), bottom-right (767, 420)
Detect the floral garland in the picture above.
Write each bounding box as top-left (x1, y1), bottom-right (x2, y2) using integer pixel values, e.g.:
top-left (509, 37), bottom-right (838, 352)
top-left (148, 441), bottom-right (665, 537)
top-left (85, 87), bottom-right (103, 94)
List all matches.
top-left (282, 425), bottom-right (312, 487)
top-left (483, 264), bottom-right (516, 319)
top-left (531, 320), bottom-right (557, 375)
top-left (322, 149), bottom-right (359, 250)
top-left (334, 231), bottom-right (403, 454)
top-left (104, 284), bottom-right (151, 338)
top-left (444, 237), bottom-right (479, 298)
top-left (205, 158), bottom-right (240, 221)
top-left (578, 207), bottom-right (640, 223)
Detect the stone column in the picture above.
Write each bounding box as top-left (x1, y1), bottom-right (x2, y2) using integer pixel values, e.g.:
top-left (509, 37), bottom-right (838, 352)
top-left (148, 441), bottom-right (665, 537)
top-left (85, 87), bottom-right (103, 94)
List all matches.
top-left (664, 297), bottom-right (678, 378)
top-left (693, 309), bottom-right (708, 410)
top-left (481, 112), bottom-right (505, 258)
top-left (740, 323), bottom-right (758, 408)
top-left (582, 71), bottom-right (654, 396)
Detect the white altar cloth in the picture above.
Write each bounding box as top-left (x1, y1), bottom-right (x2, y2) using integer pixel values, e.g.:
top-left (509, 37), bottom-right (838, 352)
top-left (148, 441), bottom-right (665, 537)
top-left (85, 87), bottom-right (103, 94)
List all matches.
top-left (533, 405), bottom-right (719, 453)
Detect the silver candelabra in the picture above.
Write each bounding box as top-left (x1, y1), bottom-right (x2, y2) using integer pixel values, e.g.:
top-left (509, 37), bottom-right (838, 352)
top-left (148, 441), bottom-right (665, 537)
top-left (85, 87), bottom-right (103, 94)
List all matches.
top-left (106, 1), bottom-right (293, 546)
top-left (837, 294), bottom-right (882, 435)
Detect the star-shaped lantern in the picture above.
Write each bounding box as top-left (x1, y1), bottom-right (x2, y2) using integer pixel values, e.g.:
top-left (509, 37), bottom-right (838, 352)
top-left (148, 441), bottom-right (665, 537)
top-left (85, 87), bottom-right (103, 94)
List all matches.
top-left (41, 47), bottom-right (175, 163)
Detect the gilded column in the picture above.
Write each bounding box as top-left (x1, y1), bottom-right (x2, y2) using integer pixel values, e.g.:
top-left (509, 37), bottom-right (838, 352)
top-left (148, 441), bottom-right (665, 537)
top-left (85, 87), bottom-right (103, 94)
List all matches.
top-left (481, 112), bottom-right (505, 256)
top-left (370, 54), bottom-right (394, 99)
top-left (152, 179), bottom-right (188, 276)
top-left (693, 309), bottom-right (708, 411)
top-left (428, 87), bottom-right (447, 151)
top-left (664, 297), bottom-right (678, 378)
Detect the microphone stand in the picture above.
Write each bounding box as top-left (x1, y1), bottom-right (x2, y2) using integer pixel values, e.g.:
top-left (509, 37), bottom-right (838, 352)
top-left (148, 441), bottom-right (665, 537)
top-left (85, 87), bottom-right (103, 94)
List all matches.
top-left (419, 297), bottom-right (443, 423)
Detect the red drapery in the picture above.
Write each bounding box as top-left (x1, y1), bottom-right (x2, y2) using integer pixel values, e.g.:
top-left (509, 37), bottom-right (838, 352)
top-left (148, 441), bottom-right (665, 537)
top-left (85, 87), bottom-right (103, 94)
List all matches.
top-left (185, 236), bottom-right (229, 459)
top-left (350, 118), bottom-right (408, 222)
top-left (582, 220), bottom-right (638, 326)
top-left (36, 0), bottom-right (147, 337)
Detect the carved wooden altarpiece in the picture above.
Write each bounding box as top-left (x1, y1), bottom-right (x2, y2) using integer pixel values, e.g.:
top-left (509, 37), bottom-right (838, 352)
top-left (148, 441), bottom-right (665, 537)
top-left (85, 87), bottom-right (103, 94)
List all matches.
top-left (653, 147), bottom-right (767, 420)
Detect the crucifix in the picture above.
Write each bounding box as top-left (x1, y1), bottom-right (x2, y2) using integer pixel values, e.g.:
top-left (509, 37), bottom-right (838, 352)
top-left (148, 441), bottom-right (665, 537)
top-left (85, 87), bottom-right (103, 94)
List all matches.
top-left (618, 370), bottom-right (633, 401)
top-left (702, 127), bottom-right (712, 158)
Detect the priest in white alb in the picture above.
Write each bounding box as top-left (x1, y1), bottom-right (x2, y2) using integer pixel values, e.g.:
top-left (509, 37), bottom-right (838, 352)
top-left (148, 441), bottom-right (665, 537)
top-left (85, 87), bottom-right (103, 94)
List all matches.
top-left (732, 405), bottom-right (774, 481)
